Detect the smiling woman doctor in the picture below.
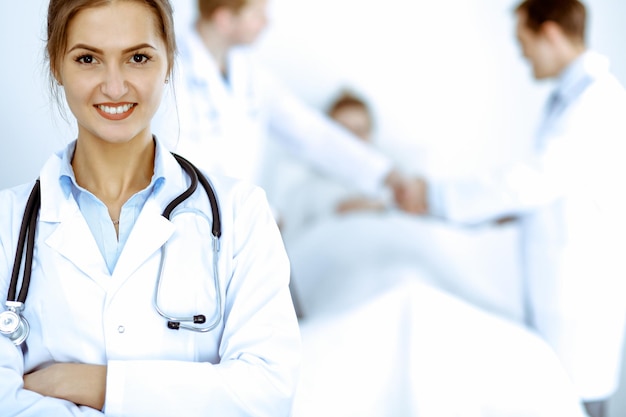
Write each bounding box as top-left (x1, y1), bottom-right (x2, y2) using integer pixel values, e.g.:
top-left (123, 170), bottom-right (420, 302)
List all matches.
top-left (0, 0), bottom-right (300, 416)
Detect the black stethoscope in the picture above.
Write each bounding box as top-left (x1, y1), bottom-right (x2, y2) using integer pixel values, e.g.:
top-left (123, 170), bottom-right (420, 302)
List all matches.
top-left (0, 153), bottom-right (222, 346)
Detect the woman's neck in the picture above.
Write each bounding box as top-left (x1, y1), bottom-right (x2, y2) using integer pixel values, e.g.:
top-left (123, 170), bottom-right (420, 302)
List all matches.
top-left (71, 135), bottom-right (155, 218)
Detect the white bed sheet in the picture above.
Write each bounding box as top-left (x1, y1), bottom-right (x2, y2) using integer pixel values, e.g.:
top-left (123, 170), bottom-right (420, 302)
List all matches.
top-left (294, 275), bottom-right (588, 417)
top-left (287, 213), bottom-right (588, 416)
top-left (286, 211), bottom-right (524, 321)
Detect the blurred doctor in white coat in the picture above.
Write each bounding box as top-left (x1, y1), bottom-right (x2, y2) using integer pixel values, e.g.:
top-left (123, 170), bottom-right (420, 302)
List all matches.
top-left (412, 0), bottom-right (626, 415)
top-left (0, 1), bottom-right (300, 415)
top-left (153, 0), bottom-right (422, 216)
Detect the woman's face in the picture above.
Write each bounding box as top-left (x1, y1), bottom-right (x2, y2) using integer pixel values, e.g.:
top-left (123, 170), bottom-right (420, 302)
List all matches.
top-left (57, 1), bottom-right (169, 145)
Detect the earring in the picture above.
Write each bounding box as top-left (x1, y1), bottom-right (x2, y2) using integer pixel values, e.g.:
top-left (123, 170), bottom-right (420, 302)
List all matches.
top-left (165, 79), bottom-right (169, 84)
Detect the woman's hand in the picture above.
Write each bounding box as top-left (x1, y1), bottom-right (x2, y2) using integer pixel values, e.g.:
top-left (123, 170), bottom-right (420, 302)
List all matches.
top-left (24, 363), bottom-right (107, 410)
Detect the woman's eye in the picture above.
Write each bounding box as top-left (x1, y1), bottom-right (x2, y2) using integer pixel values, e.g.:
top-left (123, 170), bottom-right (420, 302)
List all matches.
top-left (132, 54), bottom-right (149, 64)
top-left (76, 55), bottom-right (94, 64)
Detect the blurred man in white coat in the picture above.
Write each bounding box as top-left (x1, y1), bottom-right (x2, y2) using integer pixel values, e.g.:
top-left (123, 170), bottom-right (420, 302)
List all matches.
top-left (153, 0), bottom-right (421, 218)
top-left (411, 1), bottom-right (626, 416)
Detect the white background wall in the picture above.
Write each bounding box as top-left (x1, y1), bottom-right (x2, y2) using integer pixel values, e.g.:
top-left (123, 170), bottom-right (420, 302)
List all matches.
top-left (1, 1), bottom-right (625, 414)
top-left (2, 0), bottom-right (625, 188)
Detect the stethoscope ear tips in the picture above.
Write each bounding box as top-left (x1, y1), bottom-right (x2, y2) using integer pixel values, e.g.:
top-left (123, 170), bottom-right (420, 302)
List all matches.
top-left (166, 315), bottom-right (206, 330)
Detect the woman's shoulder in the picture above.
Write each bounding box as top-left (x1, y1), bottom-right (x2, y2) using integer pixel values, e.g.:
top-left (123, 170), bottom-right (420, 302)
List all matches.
top-left (0, 181), bottom-right (38, 249)
top-left (199, 170), bottom-right (268, 207)
top-left (0, 181), bottom-right (38, 210)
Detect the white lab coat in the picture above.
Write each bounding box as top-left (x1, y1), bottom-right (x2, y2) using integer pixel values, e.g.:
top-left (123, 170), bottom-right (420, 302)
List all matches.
top-left (153, 24), bottom-right (393, 201)
top-left (0, 142), bottom-right (301, 416)
top-left (428, 51), bottom-right (626, 400)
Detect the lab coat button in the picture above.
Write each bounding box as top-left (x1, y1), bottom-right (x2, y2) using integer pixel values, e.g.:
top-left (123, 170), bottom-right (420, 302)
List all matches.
top-left (117, 325), bottom-right (125, 334)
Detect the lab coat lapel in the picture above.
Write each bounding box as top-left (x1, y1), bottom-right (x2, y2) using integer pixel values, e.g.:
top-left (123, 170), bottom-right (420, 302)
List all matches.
top-left (112, 145), bottom-right (185, 281)
top-left (111, 199), bottom-right (174, 281)
top-left (44, 204), bottom-right (110, 283)
top-left (39, 154), bottom-right (110, 284)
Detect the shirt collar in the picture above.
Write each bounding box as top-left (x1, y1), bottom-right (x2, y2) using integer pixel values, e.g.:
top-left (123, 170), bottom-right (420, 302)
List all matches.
top-left (58, 141), bottom-right (77, 199)
top-left (556, 50), bottom-right (609, 99)
top-left (58, 138), bottom-right (167, 199)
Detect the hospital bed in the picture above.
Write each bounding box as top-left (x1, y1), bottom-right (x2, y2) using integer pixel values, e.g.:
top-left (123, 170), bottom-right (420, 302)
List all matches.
top-left (286, 212), bottom-right (592, 416)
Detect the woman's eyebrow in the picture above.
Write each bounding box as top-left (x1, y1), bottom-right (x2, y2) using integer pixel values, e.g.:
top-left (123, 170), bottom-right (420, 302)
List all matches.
top-left (67, 43), bottom-right (157, 54)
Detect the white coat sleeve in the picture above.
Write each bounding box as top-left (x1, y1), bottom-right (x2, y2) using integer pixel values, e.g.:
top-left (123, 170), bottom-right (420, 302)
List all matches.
top-left (427, 91), bottom-right (626, 225)
top-left (262, 71), bottom-right (394, 196)
top-left (0, 186), bottom-right (104, 417)
top-left (427, 143), bottom-right (574, 225)
top-left (102, 185), bottom-right (301, 417)
top-left (0, 340), bottom-right (104, 416)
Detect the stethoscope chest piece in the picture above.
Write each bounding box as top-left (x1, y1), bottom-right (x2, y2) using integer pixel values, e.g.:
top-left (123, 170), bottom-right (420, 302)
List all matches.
top-left (0, 301), bottom-right (30, 346)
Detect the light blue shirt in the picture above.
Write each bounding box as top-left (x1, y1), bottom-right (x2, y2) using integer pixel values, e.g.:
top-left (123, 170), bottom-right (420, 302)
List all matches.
top-left (536, 51), bottom-right (597, 149)
top-left (58, 141), bottom-right (166, 273)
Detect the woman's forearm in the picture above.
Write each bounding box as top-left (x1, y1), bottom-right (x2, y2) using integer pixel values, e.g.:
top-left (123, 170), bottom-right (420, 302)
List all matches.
top-left (24, 363), bottom-right (106, 410)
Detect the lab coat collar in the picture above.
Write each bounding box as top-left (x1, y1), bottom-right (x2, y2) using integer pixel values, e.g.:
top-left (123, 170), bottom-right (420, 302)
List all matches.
top-left (178, 23), bottom-right (253, 95)
top-left (39, 138), bottom-right (179, 223)
top-left (178, 23), bottom-right (222, 87)
top-left (40, 150), bottom-right (112, 283)
top-left (39, 144), bottom-right (80, 223)
top-left (38, 138), bottom-right (190, 284)
top-left (556, 50), bottom-right (610, 99)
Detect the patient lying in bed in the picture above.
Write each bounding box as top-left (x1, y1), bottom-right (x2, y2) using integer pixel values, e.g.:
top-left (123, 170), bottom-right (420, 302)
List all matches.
top-left (270, 89), bottom-right (591, 416)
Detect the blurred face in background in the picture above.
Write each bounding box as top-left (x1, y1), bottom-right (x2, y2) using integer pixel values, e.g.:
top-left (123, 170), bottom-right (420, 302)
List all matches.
top-left (228, 0), bottom-right (269, 45)
top-left (330, 104), bottom-right (373, 142)
top-left (515, 10), bottom-right (561, 80)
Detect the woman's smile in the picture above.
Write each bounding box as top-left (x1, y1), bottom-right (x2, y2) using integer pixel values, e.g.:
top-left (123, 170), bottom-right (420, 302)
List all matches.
top-left (95, 102), bottom-right (136, 120)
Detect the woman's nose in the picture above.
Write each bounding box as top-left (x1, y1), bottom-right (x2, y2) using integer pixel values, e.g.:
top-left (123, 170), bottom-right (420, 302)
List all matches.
top-left (100, 65), bottom-right (128, 99)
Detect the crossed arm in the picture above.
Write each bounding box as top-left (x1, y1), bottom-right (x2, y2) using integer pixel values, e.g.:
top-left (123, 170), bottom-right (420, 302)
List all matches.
top-left (23, 363), bottom-right (106, 411)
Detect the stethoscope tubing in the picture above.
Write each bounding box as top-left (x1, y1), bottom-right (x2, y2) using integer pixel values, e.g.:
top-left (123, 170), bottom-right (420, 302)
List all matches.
top-left (155, 153), bottom-right (223, 332)
top-left (8, 179), bottom-right (40, 304)
top-left (3, 153), bottom-right (223, 345)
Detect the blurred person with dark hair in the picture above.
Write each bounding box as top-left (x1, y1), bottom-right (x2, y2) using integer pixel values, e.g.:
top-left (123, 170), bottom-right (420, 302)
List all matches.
top-left (153, 0), bottom-right (422, 220)
top-left (409, 1), bottom-right (626, 415)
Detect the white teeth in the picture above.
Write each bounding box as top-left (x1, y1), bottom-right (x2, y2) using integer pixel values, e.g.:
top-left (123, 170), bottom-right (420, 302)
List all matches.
top-left (98, 103), bottom-right (134, 115)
